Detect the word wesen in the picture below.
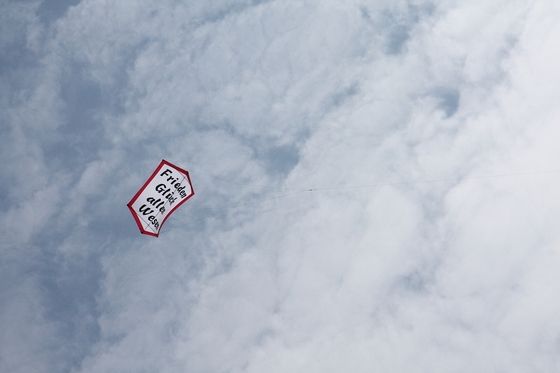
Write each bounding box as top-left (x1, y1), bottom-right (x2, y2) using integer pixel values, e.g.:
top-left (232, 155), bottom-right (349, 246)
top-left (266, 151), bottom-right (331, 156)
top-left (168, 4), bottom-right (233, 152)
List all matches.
top-left (138, 169), bottom-right (189, 230)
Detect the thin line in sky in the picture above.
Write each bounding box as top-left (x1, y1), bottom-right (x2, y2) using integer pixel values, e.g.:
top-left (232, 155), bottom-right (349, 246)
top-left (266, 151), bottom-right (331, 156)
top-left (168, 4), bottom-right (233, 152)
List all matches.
top-left (305, 169), bottom-right (560, 191)
top-left (170, 169), bottom-right (560, 230)
top-left (191, 168), bottom-right (560, 192)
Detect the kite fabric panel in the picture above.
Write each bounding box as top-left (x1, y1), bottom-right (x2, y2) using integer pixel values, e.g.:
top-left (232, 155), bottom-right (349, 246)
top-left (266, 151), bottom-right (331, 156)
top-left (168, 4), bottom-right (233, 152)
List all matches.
top-left (127, 160), bottom-right (195, 237)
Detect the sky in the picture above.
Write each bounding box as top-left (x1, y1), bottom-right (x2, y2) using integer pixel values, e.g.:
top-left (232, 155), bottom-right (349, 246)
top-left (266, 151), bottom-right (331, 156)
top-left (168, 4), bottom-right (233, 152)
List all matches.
top-left (1, 0), bottom-right (559, 372)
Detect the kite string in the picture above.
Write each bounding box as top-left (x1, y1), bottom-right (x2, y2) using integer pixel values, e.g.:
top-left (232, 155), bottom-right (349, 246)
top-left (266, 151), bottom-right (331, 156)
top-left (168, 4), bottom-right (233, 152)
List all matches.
top-left (188, 170), bottom-right (312, 192)
top-left (170, 189), bottom-right (310, 228)
top-left (306, 169), bottom-right (560, 191)
top-left (191, 168), bottom-right (560, 193)
top-left (195, 190), bottom-right (309, 212)
top-left (168, 168), bottom-right (560, 230)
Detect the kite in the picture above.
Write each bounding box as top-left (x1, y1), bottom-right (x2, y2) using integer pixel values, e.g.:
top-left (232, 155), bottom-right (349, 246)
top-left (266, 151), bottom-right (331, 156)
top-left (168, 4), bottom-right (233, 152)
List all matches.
top-left (127, 160), bottom-right (194, 237)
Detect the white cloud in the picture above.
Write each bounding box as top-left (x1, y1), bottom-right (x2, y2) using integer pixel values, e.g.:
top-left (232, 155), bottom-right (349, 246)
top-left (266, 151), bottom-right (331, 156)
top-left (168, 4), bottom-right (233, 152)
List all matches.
top-left (0, 0), bottom-right (559, 372)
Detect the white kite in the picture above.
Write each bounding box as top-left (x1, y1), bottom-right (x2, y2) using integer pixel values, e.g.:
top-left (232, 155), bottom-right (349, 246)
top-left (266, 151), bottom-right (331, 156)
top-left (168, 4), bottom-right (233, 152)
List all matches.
top-left (127, 160), bottom-right (194, 237)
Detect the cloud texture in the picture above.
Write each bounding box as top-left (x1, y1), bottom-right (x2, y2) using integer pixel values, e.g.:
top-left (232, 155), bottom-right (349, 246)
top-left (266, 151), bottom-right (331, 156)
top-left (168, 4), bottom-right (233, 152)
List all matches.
top-left (1, 0), bottom-right (559, 372)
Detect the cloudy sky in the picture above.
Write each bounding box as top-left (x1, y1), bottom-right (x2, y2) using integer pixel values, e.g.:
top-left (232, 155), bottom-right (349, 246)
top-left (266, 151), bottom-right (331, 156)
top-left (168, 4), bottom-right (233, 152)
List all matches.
top-left (1, 0), bottom-right (560, 372)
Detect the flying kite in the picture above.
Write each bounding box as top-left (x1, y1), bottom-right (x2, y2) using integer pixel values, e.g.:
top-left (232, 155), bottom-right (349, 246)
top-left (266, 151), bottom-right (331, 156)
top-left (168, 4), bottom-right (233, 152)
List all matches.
top-left (127, 160), bottom-right (194, 237)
